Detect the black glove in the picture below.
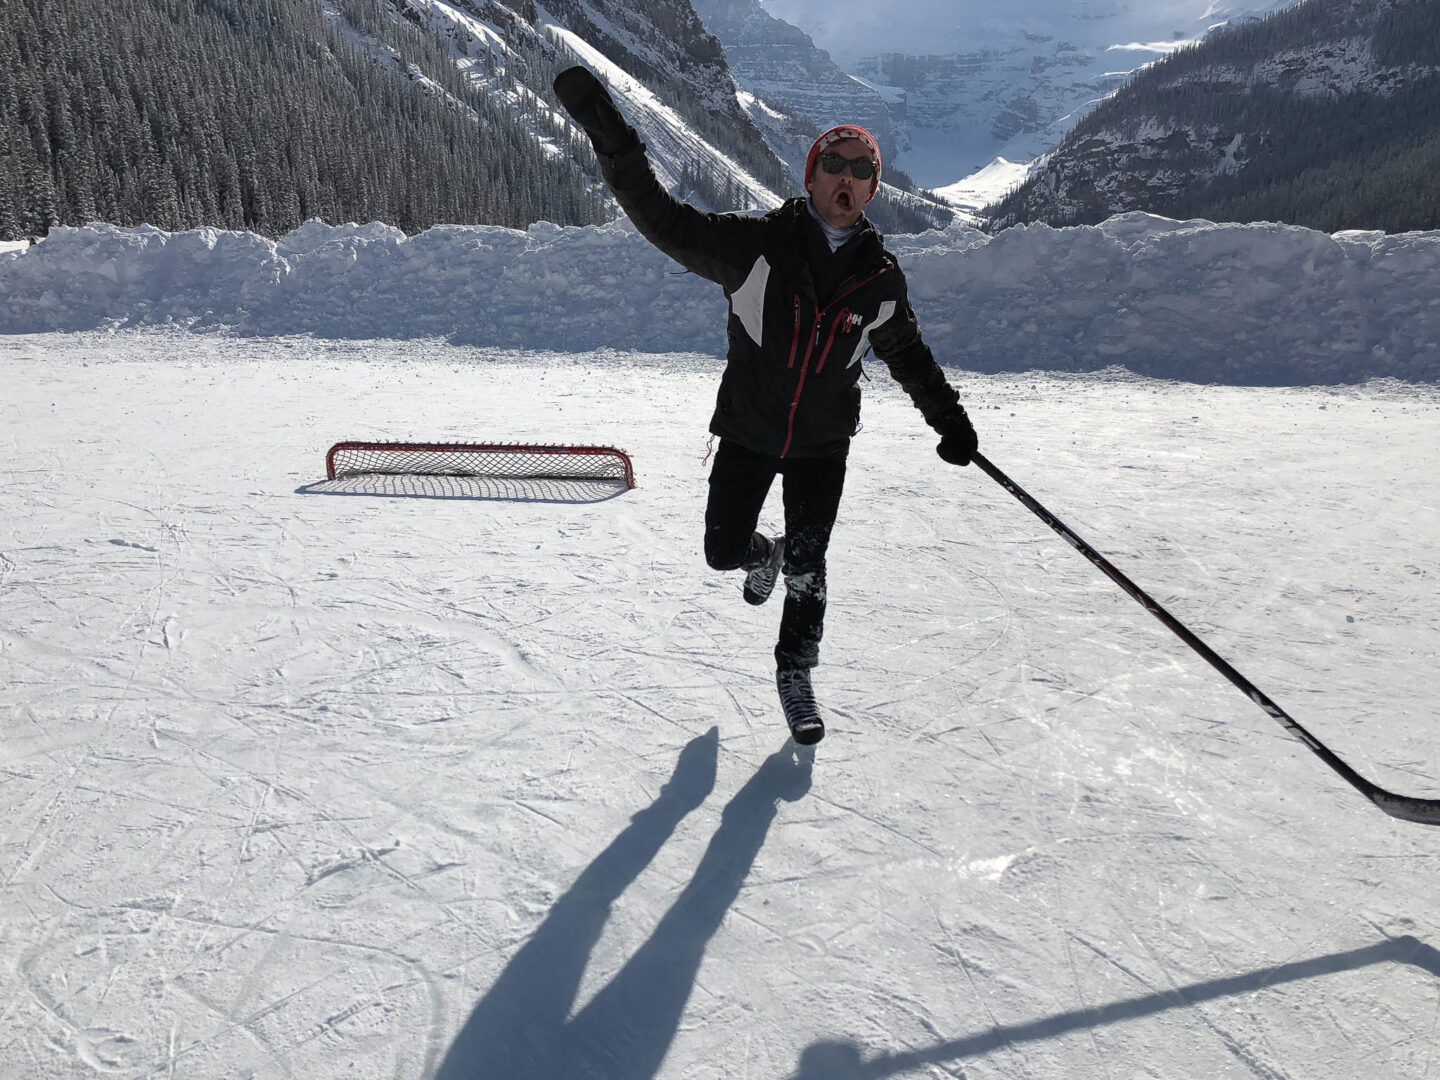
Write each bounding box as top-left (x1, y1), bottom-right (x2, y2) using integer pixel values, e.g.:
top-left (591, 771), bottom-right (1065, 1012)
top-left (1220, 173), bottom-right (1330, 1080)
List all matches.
top-left (934, 406), bottom-right (978, 467)
top-left (553, 66), bottom-right (638, 157)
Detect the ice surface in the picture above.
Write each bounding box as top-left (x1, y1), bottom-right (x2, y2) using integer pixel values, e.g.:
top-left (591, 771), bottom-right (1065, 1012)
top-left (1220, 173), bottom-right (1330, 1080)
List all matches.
top-left (2, 332), bottom-right (1438, 1079)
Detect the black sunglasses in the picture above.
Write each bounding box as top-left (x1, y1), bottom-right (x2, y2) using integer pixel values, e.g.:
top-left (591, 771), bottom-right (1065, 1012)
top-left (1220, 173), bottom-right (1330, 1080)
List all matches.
top-left (816, 151), bottom-right (876, 181)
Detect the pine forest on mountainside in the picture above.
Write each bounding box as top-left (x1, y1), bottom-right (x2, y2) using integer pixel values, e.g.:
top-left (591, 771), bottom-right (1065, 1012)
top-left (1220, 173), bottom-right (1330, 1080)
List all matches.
top-left (0, 0), bottom-right (611, 240)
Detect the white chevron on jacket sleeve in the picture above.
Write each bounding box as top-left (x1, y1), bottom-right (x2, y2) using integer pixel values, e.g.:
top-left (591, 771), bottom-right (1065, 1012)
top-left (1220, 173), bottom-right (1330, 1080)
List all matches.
top-left (729, 256), bottom-right (771, 347)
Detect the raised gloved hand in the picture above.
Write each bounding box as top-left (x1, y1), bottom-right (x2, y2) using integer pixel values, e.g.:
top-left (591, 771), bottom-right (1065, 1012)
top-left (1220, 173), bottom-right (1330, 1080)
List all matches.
top-left (934, 406), bottom-right (978, 467)
top-left (553, 66), bottom-right (639, 157)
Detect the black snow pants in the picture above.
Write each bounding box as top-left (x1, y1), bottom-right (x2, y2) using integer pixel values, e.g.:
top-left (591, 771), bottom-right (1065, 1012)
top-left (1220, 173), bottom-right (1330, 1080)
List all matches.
top-left (703, 438), bottom-right (848, 671)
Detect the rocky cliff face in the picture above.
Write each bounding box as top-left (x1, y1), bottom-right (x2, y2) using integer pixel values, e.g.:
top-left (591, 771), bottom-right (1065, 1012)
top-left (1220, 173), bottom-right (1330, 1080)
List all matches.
top-left (689, 0), bottom-right (895, 161)
top-left (392, 0), bottom-right (788, 206)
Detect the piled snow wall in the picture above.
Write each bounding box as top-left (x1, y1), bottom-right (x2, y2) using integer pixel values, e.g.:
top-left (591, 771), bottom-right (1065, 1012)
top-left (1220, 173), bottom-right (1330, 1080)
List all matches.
top-left (3, 214), bottom-right (1437, 384)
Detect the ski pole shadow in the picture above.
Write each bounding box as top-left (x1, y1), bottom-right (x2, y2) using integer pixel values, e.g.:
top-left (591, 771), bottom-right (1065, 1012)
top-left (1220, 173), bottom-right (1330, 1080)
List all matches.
top-left (433, 727), bottom-right (813, 1080)
top-left (787, 935), bottom-right (1440, 1079)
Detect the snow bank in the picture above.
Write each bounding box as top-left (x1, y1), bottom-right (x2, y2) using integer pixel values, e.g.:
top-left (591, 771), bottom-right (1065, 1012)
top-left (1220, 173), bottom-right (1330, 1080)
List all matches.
top-left (3, 214), bottom-right (1438, 384)
top-left (896, 216), bottom-right (1440, 384)
top-left (0, 220), bottom-right (719, 354)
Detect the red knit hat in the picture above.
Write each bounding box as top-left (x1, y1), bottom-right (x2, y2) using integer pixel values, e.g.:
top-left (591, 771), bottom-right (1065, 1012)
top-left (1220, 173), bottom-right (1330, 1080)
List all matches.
top-left (804, 125), bottom-right (882, 203)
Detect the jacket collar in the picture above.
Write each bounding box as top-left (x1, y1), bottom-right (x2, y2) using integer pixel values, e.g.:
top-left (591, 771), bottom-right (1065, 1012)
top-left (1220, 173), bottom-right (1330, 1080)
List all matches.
top-left (779, 197), bottom-right (885, 263)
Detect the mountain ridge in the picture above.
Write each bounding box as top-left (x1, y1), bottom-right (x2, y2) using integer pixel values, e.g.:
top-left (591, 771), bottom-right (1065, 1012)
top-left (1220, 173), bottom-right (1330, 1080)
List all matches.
top-left (987, 0), bottom-right (1440, 233)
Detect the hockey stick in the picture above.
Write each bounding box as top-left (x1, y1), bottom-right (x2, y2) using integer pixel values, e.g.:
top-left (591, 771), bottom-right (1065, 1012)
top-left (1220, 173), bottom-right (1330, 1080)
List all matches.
top-left (972, 451), bottom-right (1440, 826)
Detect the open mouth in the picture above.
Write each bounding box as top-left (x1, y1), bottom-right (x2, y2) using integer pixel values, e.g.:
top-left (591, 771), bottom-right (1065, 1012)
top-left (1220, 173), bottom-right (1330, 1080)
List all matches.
top-left (836, 190), bottom-right (853, 211)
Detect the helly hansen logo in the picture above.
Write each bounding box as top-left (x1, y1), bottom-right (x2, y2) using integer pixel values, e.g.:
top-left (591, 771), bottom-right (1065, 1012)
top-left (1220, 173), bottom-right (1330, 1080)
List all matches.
top-left (842, 312), bottom-right (865, 331)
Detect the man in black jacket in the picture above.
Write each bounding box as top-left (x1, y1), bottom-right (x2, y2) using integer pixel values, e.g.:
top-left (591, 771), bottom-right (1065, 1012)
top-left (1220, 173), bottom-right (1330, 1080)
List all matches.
top-left (554, 66), bottom-right (978, 746)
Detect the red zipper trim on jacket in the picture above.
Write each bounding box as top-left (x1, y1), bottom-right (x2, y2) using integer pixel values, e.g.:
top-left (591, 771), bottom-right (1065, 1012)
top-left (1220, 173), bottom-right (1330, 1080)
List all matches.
top-left (814, 307), bottom-right (850, 375)
top-left (781, 314), bottom-right (821, 457)
top-left (780, 266), bottom-right (894, 456)
top-left (787, 295), bottom-right (802, 368)
top-left (831, 267), bottom-right (893, 309)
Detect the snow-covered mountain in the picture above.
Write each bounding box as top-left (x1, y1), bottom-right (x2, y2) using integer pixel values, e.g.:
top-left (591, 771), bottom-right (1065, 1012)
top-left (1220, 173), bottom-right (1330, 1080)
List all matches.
top-left (930, 158), bottom-right (1034, 218)
top-left (401, 0), bottom-right (789, 209)
top-left (689, 0), bottom-right (897, 162)
top-left (745, 0), bottom-right (1299, 186)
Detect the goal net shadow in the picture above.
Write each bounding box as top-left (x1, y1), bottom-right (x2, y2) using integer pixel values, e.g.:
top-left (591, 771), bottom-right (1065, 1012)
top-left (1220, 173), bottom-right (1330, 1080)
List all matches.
top-left (298, 442), bottom-right (636, 505)
top-left (298, 473), bottom-right (630, 504)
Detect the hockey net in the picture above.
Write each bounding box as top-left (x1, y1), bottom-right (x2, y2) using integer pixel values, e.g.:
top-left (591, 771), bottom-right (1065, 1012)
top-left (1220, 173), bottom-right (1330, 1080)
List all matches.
top-left (324, 442), bottom-right (636, 497)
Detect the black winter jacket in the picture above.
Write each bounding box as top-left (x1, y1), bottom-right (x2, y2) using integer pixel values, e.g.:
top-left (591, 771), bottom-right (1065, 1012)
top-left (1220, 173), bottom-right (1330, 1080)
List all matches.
top-left (602, 142), bottom-right (961, 459)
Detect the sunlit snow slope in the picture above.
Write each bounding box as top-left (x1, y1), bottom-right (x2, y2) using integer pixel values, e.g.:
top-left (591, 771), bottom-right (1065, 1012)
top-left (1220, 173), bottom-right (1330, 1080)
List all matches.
top-left (543, 21), bottom-right (784, 210)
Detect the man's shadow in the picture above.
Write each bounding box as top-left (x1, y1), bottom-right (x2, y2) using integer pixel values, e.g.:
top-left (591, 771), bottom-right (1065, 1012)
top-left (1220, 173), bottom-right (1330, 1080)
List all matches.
top-left (434, 726), bottom-right (812, 1080)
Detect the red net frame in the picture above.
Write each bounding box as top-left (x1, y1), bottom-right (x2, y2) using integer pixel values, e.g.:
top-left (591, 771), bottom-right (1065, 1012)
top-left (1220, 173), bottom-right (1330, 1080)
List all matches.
top-left (326, 442), bottom-right (636, 488)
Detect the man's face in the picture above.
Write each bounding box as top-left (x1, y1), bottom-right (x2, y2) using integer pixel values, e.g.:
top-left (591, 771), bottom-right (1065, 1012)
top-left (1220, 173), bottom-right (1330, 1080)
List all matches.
top-left (808, 137), bottom-right (873, 230)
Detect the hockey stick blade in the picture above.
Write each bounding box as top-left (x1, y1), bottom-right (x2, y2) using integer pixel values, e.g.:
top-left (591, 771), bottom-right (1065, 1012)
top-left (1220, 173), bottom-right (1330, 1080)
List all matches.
top-left (972, 451), bottom-right (1440, 827)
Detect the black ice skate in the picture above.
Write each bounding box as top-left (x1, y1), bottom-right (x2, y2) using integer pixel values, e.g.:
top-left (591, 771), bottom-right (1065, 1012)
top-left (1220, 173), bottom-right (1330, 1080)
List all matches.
top-left (776, 667), bottom-right (825, 745)
top-left (742, 535), bottom-right (785, 606)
